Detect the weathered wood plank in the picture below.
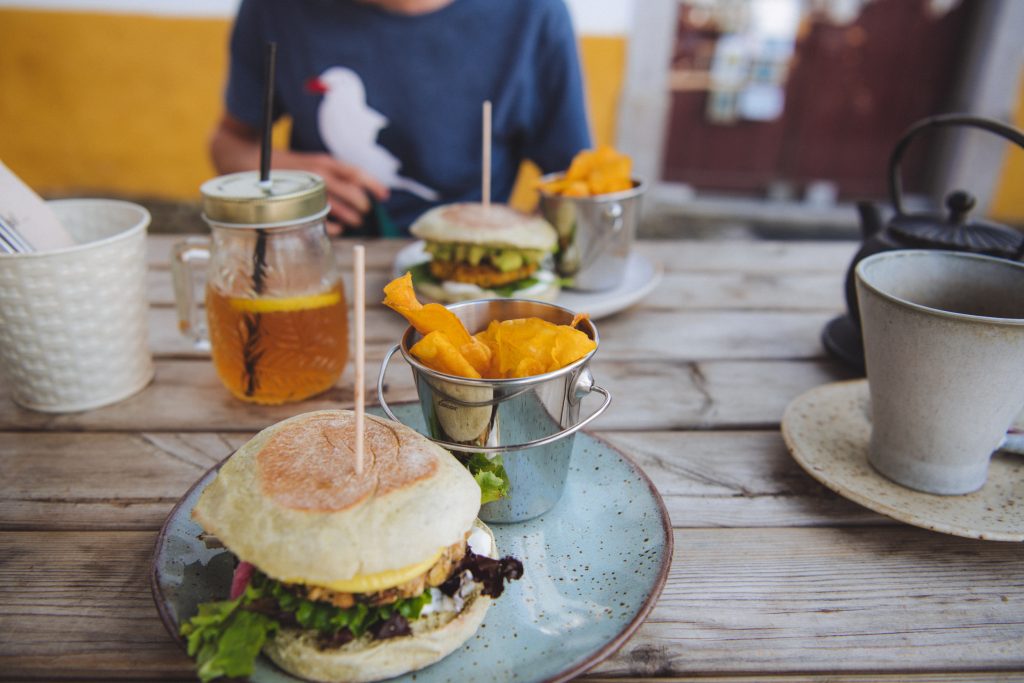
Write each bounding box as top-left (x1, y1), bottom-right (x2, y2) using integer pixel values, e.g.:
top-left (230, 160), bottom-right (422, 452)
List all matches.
top-left (595, 358), bottom-right (855, 430)
top-left (147, 235), bottom-right (404, 271)
top-left (594, 309), bottom-right (835, 360)
top-left (147, 268), bottom-right (847, 312)
top-left (146, 269), bottom-right (399, 309)
top-left (1, 528), bottom-right (1019, 679)
top-left (644, 271), bottom-right (844, 311)
top-left (0, 430), bottom-right (883, 531)
top-left (596, 527), bottom-right (1024, 676)
top-left (0, 432), bottom-right (251, 530)
top-left (146, 306), bottom-right (841, 362)
top-left (649, 240), bottom-right (856, 274)
top-left (146, 236), bottom-right (858, 275)
top-left (0, 359), bottom-right (854, 432)
top-left (0, 530), bottom-right (199, 678)
top-left (597, 431), bottom-right (886, 528)
top-left (146, 305), bottom-right (404, 359)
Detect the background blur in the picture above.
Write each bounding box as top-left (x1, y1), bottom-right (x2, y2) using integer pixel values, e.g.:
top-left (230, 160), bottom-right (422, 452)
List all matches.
top-left (1, 0), bottom-right (1022, 235)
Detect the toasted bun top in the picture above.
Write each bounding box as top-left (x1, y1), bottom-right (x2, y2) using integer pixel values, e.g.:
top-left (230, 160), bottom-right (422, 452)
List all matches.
top-left (192, 410), bottom-right (480, 586)
top-left (410, 203), bottom-right (557, 251)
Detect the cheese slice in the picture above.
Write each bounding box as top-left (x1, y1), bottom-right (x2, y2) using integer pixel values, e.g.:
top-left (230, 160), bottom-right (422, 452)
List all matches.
top-left (290, 549), bottom-right (444, 594)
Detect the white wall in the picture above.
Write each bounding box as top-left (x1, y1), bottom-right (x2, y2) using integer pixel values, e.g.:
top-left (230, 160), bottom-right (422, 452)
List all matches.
top-left (0, 0), bottom-right (636, 33)
top-left (565, 0), bottom-right (634, 36)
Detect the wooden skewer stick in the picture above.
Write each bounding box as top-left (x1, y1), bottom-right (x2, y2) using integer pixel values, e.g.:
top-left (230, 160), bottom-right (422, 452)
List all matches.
top-left (482, 100), bottom-right (492, 209)
top-left (354, 244), bottom-right (366, 476)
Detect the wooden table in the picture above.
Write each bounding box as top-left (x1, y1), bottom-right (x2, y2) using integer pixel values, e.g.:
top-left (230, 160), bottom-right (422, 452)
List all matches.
top-left (2, 237), bottom-right (1022, 682)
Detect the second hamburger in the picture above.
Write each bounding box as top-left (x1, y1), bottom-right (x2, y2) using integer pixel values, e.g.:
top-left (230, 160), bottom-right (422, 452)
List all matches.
top-left (409, 202), bottom-right (559, 302)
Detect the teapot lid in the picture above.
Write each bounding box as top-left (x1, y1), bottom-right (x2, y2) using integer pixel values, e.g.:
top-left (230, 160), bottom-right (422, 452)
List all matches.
top-left (201, 170), bottom-right (328, 227)
top-left (890, 190), bottom-right (1024, 258)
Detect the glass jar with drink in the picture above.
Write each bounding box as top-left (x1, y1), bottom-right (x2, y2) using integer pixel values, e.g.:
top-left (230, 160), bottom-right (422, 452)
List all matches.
top-left (172, 170), bottom-right (348, 404)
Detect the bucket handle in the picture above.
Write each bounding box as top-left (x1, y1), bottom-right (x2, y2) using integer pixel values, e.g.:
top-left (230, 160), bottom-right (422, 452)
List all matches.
top-left (376, 343), bottom-right (613, 454)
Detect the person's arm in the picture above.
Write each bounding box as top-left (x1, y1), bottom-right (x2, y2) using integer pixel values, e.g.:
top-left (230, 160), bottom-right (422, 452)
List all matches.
top-left (209, 114), bottom-right (389, 234)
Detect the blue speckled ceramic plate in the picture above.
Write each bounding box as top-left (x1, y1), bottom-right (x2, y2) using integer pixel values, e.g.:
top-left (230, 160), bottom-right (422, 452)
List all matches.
top-left (151, 403), bottom-right (673, 683)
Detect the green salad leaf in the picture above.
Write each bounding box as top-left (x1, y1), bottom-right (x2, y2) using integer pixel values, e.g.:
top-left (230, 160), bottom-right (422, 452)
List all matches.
top-left (407, 261), bottom-right (434, 287)
top-left (180, 598), bottom-right (277, 683)
top-left (406, 260), bottom-right (540, 297)
top-left (493, 277), bottom-right (539, 297)
top-left (462, 453), bottom-right (511, 504)
top-left (179, 571), bottom-right (433, 681)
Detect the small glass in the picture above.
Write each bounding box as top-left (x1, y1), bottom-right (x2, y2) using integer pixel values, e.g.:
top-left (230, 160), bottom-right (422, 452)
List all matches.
top-left (172, 171), bottom-right (348, 404)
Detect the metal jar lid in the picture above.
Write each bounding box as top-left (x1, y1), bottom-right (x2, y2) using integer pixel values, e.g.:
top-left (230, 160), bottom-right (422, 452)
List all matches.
top-left (200, 170), bottom-right (328, 227)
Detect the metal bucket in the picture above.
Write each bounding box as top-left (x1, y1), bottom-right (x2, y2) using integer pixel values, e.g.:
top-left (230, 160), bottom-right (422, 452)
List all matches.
top-left (376, 299), bottom-right (611, 523)
top-left (538, 177), bottom-right (645, 291)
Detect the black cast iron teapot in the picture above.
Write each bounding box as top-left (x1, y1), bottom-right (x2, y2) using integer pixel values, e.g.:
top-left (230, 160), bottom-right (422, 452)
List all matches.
top-left (823, 113), bottom-right (1024, 372)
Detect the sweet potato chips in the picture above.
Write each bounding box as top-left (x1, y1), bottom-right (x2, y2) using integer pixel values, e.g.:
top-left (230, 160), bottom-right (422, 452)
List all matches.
top-left (537, 145), bottom-right (633, 197)
top-left (384, 273), bottom-right (595, 379)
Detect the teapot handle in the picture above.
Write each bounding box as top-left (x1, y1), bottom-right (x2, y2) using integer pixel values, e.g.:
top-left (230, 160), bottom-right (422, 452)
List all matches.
top-left (889, 114), bottom-right (1024, 215)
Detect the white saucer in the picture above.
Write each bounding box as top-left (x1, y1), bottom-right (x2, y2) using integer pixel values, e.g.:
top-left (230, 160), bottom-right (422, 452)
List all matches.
top-left (781, 380), bottom-right (1024, 542)
top-left (393, 241), bottom-right (662, 320)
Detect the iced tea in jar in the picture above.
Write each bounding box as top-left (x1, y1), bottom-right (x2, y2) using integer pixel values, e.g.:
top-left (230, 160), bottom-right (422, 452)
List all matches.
top-left (172, 171), bottom-right (348, 404)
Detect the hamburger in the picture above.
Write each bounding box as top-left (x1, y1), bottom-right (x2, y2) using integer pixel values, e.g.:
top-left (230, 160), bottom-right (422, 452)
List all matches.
top-left (409, 202), bottom-right (560, 302)
top-left (180, 410), bottom-right (523, 683)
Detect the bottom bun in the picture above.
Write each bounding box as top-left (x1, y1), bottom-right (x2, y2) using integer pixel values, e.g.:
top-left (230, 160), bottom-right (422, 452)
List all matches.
top-left (415, 273), bottom-right (560, 304)
top-left (265, 592), bottom-right (491, 683)
top-left (263, 523), bottom-right (497, 683)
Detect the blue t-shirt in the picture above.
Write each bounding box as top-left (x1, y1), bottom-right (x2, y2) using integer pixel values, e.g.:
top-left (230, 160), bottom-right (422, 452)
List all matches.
top-left (226, 0), bottom-right (592, 232)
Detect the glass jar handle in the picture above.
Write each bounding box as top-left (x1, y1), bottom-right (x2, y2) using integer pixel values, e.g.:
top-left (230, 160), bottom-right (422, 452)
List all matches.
top-left (171, 237), bottom-right (211, 351)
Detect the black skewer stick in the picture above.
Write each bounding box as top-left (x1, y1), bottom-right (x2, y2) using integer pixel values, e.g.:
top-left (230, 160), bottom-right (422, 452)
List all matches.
top-left (258, 42), bottom-right (277, 191)
top-left (242, 41), bottom-right (277, 397)
top-left (253, 40), bottom-right (277, 295)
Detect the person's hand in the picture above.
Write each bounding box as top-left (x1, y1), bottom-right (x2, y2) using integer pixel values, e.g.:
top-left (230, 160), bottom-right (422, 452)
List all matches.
top-left (209, 115), bottom-right (389, 235)
top-left (271, 149), bottom-right (389, 235)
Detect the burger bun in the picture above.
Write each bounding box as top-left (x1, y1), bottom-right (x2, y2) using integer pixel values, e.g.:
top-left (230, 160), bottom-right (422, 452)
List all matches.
top-left (263, 523), bottom-right (498, 683)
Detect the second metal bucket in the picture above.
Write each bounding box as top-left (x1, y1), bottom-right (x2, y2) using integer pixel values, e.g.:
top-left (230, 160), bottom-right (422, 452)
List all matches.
top-left (377, 299), bottom-right (611, 523)
top-left (539, 177), bottom-right (645, 291)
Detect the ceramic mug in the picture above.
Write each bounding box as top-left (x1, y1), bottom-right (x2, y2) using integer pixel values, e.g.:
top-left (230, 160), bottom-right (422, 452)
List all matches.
top-left (0, 199), bottom-right (154, 412)
top-left (855, 250), bottom-right (1024, 495)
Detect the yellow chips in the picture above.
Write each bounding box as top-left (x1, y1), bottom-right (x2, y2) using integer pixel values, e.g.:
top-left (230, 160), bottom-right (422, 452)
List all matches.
top-left (537, 145), bottom-right (634, 198)
top-left (383, 273), bottom-right (596, 379)
top-left (383, 274), bottom-right (492, 378)
top-left (476, 317), bottom-right (595, 378)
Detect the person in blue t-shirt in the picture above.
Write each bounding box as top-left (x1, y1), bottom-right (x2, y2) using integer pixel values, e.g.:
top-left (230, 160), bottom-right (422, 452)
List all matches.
top-left (210, 0), bottom-right (592, 236)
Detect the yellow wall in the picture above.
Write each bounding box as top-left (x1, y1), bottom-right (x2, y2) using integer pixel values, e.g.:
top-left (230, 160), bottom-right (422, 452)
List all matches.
top-left (510, 35), bottom-right (627, 212)
top-left (990, 76), bottom-right (1024, 222)
top-left (0, 8), bottom-right (626, 213)
top-left (0, 9), bottom-right (228, 198)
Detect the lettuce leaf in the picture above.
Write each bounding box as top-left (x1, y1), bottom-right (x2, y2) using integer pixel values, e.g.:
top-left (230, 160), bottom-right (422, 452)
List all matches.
top-left (407, 261), bottom-right (434, 287)
top-left (180, 571), bottom-right (432, 681)
top-left (462, 453), bottom-right (511, 504)
top-left (180, 598), bottom-right (277, 683)
top-left (247, 572), bottom-right (432, 637)
top-left (493, 277), bottom-right (539, 297)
